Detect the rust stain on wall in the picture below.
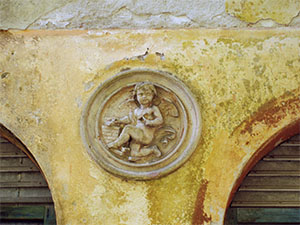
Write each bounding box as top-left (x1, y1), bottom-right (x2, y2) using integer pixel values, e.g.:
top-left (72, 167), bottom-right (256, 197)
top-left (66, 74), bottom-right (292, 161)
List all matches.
top-left (224, 89), bottom-right (300, 219)
top-left (236, 88), bottom-right (300, 135)
top-left (227, 119), bottom-right (300, 212)
top-left (1, 29), bottom-right (300, 224)
top-left (192, 179), bottom-right (211, 225)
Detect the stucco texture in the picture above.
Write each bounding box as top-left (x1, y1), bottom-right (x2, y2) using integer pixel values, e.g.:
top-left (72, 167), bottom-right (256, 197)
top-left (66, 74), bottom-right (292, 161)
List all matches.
top-left (0, 30), bottom-right (300, 224)
top-left (1, 0), bottom-right (300, 29)
top-left (226, 0), bottom-right (300, 25)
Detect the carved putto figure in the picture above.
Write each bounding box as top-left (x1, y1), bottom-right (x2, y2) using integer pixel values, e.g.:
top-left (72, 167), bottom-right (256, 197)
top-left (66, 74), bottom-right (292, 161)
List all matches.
top-left (81, 69), bottom-right (201, 179)
top-left (104, 82), bottom-right (177, 162)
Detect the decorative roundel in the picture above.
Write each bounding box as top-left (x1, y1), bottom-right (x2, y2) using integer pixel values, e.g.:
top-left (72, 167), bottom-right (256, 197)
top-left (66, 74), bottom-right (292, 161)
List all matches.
top-left (81, 69), bottom-right (201, 180)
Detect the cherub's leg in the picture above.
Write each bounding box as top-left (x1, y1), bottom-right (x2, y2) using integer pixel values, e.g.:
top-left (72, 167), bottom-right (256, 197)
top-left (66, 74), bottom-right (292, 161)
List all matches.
top-left (107, 125), bottom-right (143, 148)
top-left (128, 145), bottom-right (162, 162)
top-left (129, 142), bottom-right (141, 157)
top-left (138, 145), bottom-right (161, 157)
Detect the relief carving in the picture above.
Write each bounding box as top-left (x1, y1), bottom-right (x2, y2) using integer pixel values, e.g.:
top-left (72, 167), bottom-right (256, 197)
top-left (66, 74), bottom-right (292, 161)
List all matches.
top-left (102, 82), bottom-right (179, 163)
top-left (81, 69), bottom-right (201, 180)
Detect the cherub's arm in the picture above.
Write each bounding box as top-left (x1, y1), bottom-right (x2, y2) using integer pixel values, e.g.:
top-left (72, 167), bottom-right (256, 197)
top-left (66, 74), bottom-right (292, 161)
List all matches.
top-left (106, 112), bottom-right (132, 126)
top-left (144, 106), bottom-right (163, 126)
top-left (118, 115), bottom-right (131, 124)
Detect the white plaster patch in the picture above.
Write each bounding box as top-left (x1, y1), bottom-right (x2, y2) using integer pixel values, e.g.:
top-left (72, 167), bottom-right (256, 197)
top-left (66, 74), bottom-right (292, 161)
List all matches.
top-left (75, 97), bottom-right (82, 108)
top-left (89, 165), bottom-right (102, 180)
top-left (251, 19), bottom-right (279, 28)
top-left (114, 184), bottom-right (151, 225)
top-left (28, 110), bottom-right (43, 125)
top-left (85, 180), bottom-right (151, 225)
top-left (84, 81), bottom-right (94, 92)
top-left (25, 0), bottom-right (246, 29)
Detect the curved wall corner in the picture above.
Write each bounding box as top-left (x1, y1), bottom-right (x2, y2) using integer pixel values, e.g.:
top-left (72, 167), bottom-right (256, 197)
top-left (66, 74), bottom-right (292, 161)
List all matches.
top-left (0, 123), bottom-right (57, 224)
top-left (193, 89), bottom-right (300, 225)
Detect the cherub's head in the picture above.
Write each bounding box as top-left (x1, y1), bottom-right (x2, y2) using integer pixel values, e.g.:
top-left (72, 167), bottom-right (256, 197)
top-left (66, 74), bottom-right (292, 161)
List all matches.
top-left (134, 82), bottom-right (157, 106)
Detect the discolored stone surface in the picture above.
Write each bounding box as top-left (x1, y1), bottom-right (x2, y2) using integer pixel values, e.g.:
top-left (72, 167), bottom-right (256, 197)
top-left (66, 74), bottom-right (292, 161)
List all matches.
top-left (0, 29), bottom-right (299, 224)
top-left (2, 0), bottom-right (300, 29)
top-left (81, 69), bottom-right (201, 180)
top-left (226, 0), bottom-right (300, 25)
top-left (0, 0), bottom-right (244, 29)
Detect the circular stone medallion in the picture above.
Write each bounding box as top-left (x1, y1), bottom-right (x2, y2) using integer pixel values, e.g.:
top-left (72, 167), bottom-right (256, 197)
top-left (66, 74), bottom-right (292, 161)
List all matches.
top-left (81, 69), bottom-right (201, 180)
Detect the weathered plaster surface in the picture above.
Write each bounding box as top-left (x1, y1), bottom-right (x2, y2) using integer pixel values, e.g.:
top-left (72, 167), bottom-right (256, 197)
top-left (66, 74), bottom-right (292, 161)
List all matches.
top-left (0, 30), bottom-right (299, 224)
top-left (27, 0), bottom-right (245, 29)
top-left (0, 0), bottom-right (256, 29)
top-left (0, 0), bottom-right (76, 29)
top-left (226, 0), bottom-right (300, 26)
top-left (2, 0), bottom-right (300, 29)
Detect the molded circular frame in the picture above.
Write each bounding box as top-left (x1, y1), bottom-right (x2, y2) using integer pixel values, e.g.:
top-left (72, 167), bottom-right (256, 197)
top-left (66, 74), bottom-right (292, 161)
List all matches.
top-left (81, 69), bottom-right (202, 180)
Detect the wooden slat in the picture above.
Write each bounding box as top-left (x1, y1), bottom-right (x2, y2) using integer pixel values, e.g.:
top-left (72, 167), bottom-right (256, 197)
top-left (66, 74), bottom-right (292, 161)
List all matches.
top-left (0, 138), bottom-right (55, 210)
top-left (236, 223), bottom-right (299, 225)
top-left (0, 158), bottom-right (36, 167)
top-left (19, 188), bottom-right (52, 198)
top-left (0, 166), bottom-right (39, 172)
top-left (234, 223), bottom-right (300, 225)
top-left (0, 142), bottom-right (27, 157)
top-left (0, 143), bottom-right (25, 153)
top-left (0, 188), bottom-right (18, 198)
top-left (0, 205), bottom-right (56, 224)
top-left (0, 172), bottom-right (21, 182)
top-left (243, 176), bottom-right (300, 186)
top-left (280, 143), bottom-right (300, 147)
top-left (239, 185), bottom-right (300, 192)
top-left (0, 197), bottom-right (54, 204)
top-left (233, 191), bottom-right (300, 203)
top-left (248, 170), bottom-right (300, 177)
top-left (263, 155), bottom-right (300, 161)
top-left (269, 146), bottom-right (300, 156)
top-left (0, 158), bottom-right (21, 167)
top-left (227, 134), bottom-right (300, 224)
top-left (231, 201), bottom-right (300, 208)
top-left (237, 208), bottom-right (300, 223)
top-left (0, 172), bottom-right (45, 182)
top-left (0, 205), bottom-right (45, 220)
top-left (21, 172), bottom-right (46, 182)
top-left (0, 153), bottom-right (27, 158)
top-left (0, 181), bottom-right (48, 188)
top-left (252, 161), bottom-right (300, 171)
top-left (0, 137), bottom-right (8, 143)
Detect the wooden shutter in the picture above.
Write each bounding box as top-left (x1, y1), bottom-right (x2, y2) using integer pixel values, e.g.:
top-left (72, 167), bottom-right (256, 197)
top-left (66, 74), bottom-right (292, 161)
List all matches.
top-left (225, 134), bottom-right (300, 224)
top-left (0, 137), bottom-right (56, 224)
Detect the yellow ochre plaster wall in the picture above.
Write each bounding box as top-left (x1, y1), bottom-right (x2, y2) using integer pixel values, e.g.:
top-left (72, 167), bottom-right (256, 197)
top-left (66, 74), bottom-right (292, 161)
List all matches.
top-left (0, 29), bottom-right (300, 225)
top-left (226, 0), bottom-right (300, 25)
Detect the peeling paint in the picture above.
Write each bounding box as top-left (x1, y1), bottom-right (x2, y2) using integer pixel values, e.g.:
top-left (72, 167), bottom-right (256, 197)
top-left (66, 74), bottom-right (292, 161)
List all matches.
top-left (237, 89), bottom-right (300, 135)
top-left (0, 30), bottom-right (299, 224)
top-left (226, 0), bottom-right (300, 25)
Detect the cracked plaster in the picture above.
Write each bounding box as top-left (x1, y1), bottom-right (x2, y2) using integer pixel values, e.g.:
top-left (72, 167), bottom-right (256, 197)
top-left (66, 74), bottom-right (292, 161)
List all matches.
top-left (1, 29), bottom-right (300, 225)
top-left (2, 0), bottom-right (300, 29)
top-left (2, 0), bottom-right (246, 29)
top-left (226, 0), bottom-right (300, 26)
top-left (0, 0), bottom-right (76, 29)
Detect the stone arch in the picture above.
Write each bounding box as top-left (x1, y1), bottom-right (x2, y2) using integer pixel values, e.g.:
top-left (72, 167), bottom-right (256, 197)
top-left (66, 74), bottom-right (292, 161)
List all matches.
top-left (0, 123), bottom-right (57, 223)
top-left (193, 88), bottom-right (300, 225)
top-left (225, 120), bottom-right (300, 212)
top-left (0, 124), bottom-right (42, 173)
